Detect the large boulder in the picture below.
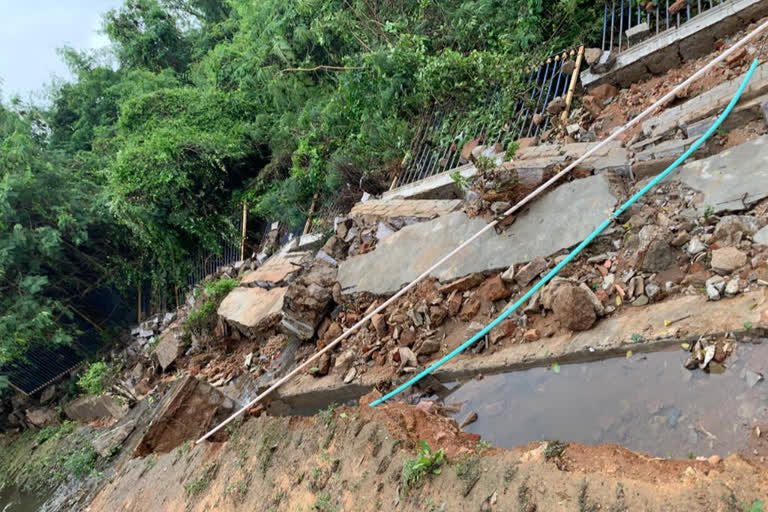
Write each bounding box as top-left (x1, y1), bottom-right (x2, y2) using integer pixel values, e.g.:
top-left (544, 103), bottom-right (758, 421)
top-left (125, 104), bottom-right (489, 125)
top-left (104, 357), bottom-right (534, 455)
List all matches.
top-left (25, 407), bottom-right (59, 428)
top-left (217, 286), bottom-right (287, 336)
top-left (155, 329), bottom-right (183, 371)
top-left (64, 395), bottom-right (127, 422)
top-left (641, 240), bottom-right (676, 272)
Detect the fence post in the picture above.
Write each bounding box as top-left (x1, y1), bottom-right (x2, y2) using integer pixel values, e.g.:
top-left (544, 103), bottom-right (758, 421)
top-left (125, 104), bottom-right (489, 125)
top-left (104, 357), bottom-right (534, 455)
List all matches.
top-left (137, 283), bottom-right (142, 324)
top-left (240, 202), bottom-right (248, 261)
top-left (560, 46), bottom-right (585, 124)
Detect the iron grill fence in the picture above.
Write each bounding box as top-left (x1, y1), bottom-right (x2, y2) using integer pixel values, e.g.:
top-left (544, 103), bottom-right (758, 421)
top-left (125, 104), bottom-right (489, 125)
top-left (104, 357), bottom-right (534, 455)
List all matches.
top-left (602, 0), bottom-right (732, 53)
top-left (394, 50), bottom-right (578, 188)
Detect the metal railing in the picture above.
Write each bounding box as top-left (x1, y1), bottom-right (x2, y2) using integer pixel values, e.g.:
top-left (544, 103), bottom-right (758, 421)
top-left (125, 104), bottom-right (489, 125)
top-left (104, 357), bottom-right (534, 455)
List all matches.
top-left (393, 50), bottom-right (579, 188)
top-left (602, 0), bottom-right (732, 53)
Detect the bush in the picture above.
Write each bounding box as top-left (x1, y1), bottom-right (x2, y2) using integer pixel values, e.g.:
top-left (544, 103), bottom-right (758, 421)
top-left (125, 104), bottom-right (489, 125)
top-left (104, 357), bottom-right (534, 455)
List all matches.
top-left (203, 277), bottom-right (238, 301)
top-left (77, 362), bottom-right (110, 395)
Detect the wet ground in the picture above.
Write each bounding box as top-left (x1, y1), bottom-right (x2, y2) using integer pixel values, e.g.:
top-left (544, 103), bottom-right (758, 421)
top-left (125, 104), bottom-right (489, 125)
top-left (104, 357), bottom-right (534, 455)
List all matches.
top-left (443, 342), bottom-right (768, 458)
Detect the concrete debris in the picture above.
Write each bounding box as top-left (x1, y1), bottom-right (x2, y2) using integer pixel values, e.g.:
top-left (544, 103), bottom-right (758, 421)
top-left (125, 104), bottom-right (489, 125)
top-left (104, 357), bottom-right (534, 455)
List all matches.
top-left (711, 247), bottom-right (747, 274)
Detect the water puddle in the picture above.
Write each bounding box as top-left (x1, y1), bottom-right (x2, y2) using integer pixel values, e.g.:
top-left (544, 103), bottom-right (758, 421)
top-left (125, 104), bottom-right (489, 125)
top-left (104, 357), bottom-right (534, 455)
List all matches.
top-left (442, 343), bottom-right (768, 457)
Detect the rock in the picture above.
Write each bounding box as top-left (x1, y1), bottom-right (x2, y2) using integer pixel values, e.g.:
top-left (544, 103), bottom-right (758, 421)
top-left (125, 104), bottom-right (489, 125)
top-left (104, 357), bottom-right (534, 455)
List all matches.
top-left (418, 339), bottom-right (441, 356)
top-left (282, 262), bottom-right (337, 340)
top-left (641, 240), bottom-right (676, 272)
top-left (668, 0), bottom-right (686, 14)
top-left (500, 265), bottom-right (515, 283)
top-left (459, 296), bottom-right (481, 321)
top-left (343, 367), bottom-right (357, 384)
top-left (219, 286), bottom-right (287, 335)
top-left (92, 420), bottom-right (137, 457)
top-left (582, 95), bottom-right (602, 119)
top-left (25, 407), bottom-right (59, 428)
top-left (707, 455), bottom-right (721, 466)
top-left (459, 411), bottom-right (478, 429)
top-left (447, 291), bottom-right (463, 316)
top-left (711, 247), bottom-right (747, 274)
top-left (533, 113), bottom-right (544, 126)
top-left (745, 370), bottom-right (764, 388)
top-left (40, 386), bottom-right (57, 405)
top-left (602, 273), bottom-right (615, 291)
top-left (578, 282), bottom-right (605, 316)
top-left (633, 295), bottom-right (649, 306)
top-left (546, 96), bottom-right (566, 115)
top-left (155, 330), bottom-right (183, 371)
top-left (551, 284), bottom-right (598, 331)
top-left (244, 352), bottom-right (254, 368)
top-left (439, 273), bottom-right (484, 294)
top-left (687, 237), bottom-right (706, 255)
top-left (754, 225), bottom-right (768, 246)
top-left (645, 283), bottom-right (661, 300)
top-left (683, 356), bottom-right (699, 370)
top-left (628, 276), bottom-right (644, 298)
top-left (591, 83), bottom-right (619, 103)
top-left (310, 353), bottom-right (331, 377)
top-left (592, 51), bottom-right (616, 73)
top-left (162, 312), bottom-right (176, 327)
top-left (371, 314), bottom-right (388, 337)
top-left (584, 48), bottom-right (602, 66)
top-left (516, 258), bottom-right (548, 287)
top-left (671, 231), bottom-right (690, 247)
top-left (398, 347), bottom-right (418, 368)
top-left (566, 123), bottom-right (581, 136)
top-left (714, 215), bottom-right (765, 245)
top-left (476, 274), bottom-right (511, 302)
top-left (706, 275), bottom-right (726, 300)
top-left (315, 250), bottom-right (338, 267)
top-left (375, 222), bottom-right (395, 241)
top-left (489, 319), bottom-right (516, 344)
top-left (335, 350), bottom-right (355, 373)
top-left (725, 278), bottom-right (740, 297)
top-left (523, 329), bottom-right (539, 341)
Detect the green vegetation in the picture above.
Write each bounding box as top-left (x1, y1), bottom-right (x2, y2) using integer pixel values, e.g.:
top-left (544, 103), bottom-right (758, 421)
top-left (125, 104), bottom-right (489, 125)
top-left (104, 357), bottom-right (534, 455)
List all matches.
top-left (312, 492), bottom-right (337, 511)
top-left (0, 0), bottom-right (603, 364)
top-left (78, 361), bottom-right (111, 395)
top-left (544, 440), bottom-right (567, 460)
top-left (401, 441), bottom-right (445, 492)
top-left (454, 455), bottom-right (481, 497)
top-left (184, 276), bottom-right (239, 336)
top-left (184, 462), bottom-right (219, 496)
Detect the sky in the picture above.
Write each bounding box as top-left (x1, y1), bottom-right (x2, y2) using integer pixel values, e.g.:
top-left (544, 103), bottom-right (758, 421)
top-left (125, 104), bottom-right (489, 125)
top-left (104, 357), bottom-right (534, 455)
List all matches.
top-left (0, 0), bottom-right (124, 101)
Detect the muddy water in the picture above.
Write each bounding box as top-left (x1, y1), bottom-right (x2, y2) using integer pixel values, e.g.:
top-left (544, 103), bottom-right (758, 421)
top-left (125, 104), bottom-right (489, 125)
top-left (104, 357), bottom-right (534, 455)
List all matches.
top-left (444, 343), bottom-right (768, 458)
top-left (0, 484), bottom-right (49, 512)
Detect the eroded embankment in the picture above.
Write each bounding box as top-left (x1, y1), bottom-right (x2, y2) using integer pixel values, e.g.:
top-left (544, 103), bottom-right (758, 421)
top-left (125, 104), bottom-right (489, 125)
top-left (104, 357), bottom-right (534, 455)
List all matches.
top-left (85, 396), bottom-right (768, 512)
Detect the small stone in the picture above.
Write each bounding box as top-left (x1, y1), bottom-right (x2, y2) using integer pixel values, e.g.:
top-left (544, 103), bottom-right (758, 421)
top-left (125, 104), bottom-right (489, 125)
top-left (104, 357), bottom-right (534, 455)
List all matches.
top-left (687, 237), bottom-right (706, 255)
top-left (592, 51), bottom-right (616, 73)
top-left (371, 314), bottom-right (388, 337)
top-left (707, 455), bottom-right (721, 466)
top-left (546, 96), bottom-right (566, 115)
top-left (244, 352), bottom-right (253, 368)
top-left (476, 274), bottom-right (511, 302)
top-left (490, 201), bottom-right (512, 215)
top-left (632, 295), bottom-right (649, 306)
top-left (711, 247), bottom-right (747, 274)
top-left (501, 265), bottom-right (515, 283)
top-left (566, 124), bottom-right (581, 136)
top-left (418, 338), bottom-right (441, 356)
top-left (641, 240), bottom-right (676, 272)
top-left (459, 296), bottom-right (481, 321)
top-left (671, 231), bottom-right (690, 247)
top-left (439, 273), bottom-right (484, 294)
top-left (725, 278), bottom-right (740, 297)
top-left (584, 48), bottom-right (602, 66)
top-left (516, 258), bottom-right (548, 287)
top-left (602, 273), bottom-right (615, 291)
top-left (590, 83), bottom-right (619, 103)
top-left (447, 291), bottom-right (463, 317)
top-left (523, 329), bottom-right (539, 341)
top-left (343, 367), bottom-right (357, 384)
top-left (683, 356), bottom-right (699, 370)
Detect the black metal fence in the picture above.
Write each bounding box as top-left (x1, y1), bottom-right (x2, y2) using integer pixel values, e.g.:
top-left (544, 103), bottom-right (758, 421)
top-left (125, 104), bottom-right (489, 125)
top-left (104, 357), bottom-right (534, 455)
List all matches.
top-left (602, 0), bottom-right (731, 53)
top-left (394, 50), bottom-right (578, 188)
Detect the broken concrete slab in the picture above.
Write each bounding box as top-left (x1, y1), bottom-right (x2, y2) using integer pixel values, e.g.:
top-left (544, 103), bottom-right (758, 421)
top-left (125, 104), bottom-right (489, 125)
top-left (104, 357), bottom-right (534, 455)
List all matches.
top-left (670, 136), bottom-right (768, 214)
top-left (350, 199), bottom-right (462, 219)
top-left (64, 395), bottom-right (127, 422)
top-left (582, 0), bottom-right (768, 89)
top-left (754, 226), bottom-right (768, 245)
top-left (338, 174), bottom-right (617, 295)
top-left (134, 376), bottom-right (234, 456)
top-left (643, 61), bottom-right (768, 138)
top-left (240, 253), bottom-right (305, 286)
top-left (217, 286), bottom-right (287, 335)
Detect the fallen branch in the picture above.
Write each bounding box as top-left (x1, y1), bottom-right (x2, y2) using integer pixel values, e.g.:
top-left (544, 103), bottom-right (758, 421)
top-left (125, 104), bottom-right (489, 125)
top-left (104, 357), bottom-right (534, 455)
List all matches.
top-left (280, 65), bottom-right (364, 74)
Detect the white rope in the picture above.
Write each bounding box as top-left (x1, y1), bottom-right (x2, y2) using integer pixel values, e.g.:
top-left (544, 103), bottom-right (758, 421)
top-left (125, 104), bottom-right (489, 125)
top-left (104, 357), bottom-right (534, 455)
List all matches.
top-left (196, 20), bottom-right (768, 444)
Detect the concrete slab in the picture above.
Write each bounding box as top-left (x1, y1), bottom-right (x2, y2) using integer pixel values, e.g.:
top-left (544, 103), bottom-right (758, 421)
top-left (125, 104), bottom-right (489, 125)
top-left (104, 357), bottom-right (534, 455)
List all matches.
top-left (672, 136), bottom-right (768, 213)
top-left (582, 0), bottom-right (768, 88)
top-left (217, 286), bottom-right (287, 333)
top-left (642, 62), bottom-right (768, 138)
top-left (338, 174), bottom-right (617, 295)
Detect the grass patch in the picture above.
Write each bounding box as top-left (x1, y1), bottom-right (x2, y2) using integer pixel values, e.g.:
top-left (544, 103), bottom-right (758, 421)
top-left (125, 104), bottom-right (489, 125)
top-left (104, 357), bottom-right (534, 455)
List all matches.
top-left (184, 462), bottom-right (219, 496)
top-left (454, 456), bottom-right (481, 497)
top-left (312, 492), bottom-right (337, 511)
top-left (257, 429), bottom-right (279, 475)
top-left (401, 441), bottom-right (445, 493)
top-left (204, 277), bottom-right (238, 300)
top-left (78, 361), bottom-right (111, 395)
top-left (544, 440), bottom-right (567, 460)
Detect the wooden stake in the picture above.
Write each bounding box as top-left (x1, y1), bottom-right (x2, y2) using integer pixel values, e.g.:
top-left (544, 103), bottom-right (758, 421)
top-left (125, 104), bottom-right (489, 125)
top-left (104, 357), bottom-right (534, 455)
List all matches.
top-left (302, 193), bottom-right (319, 235)
top-left (240, 202), bottom-right (248, 261)
top-left (561, 46), bottom-right (585, 124)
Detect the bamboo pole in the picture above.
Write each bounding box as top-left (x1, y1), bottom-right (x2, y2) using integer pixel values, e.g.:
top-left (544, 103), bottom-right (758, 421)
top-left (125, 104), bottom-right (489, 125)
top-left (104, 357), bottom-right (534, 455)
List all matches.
top-left (240, 202), bottom-right (248, 261)
top-left (137, 283), bottom-right (142, 324)
top-left (561, 46), bottom-right (585, 124)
